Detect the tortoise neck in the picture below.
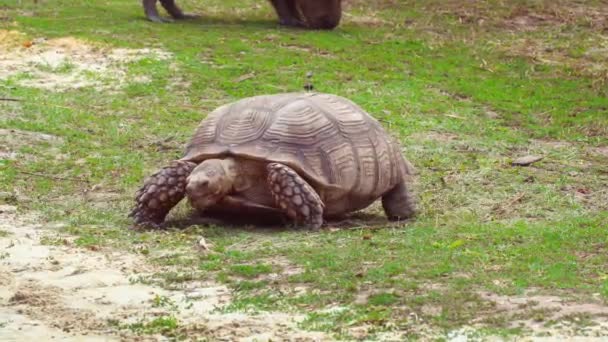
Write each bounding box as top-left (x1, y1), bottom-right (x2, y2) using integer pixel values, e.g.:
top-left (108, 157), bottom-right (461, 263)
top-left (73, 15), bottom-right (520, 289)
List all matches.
top-left (220, 157), bottom-right (239, 188)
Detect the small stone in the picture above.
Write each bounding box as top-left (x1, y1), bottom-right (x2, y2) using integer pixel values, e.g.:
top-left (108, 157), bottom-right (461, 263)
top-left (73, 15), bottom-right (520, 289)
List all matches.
top-left (512, 155), bottom-right (543, 166)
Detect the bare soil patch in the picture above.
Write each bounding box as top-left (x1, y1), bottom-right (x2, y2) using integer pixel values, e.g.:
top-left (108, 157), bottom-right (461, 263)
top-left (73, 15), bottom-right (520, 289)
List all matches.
top-left (0, 128), bottom-right (63, 161)
top-left (0, 205), bottom-right (329, 341)
top-left (0, 30), bottom-right (172, 92)
top-left (478, 291), bottom-right (608, 338)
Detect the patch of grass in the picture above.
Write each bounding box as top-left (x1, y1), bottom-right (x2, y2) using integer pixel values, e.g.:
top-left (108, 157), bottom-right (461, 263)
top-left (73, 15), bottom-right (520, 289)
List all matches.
top-left (125, 316), bottom-right (179, 335)
top-left (0, 230), bottom-right (10, 237)
top-left (2, 0), bottom-right (608, 339)
top-left (229, 263), bottom-right (273, 278)
top-left (151, 294), bottom-right (178, 310)
top-left (39, 234), bottom-right (68, 246)
top-left (368, 292), bottom-right (399, 306)
top-left (233, 280), bottom-right (269, 291)
top-left (35, 61), bottom-right (77, 74)
top-left (222, 292), bottom-right (284, 313)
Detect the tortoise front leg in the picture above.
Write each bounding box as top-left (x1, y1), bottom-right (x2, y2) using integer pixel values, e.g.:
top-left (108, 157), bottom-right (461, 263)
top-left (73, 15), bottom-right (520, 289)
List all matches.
top-left (266, 163), bottom-right (324, 230)
top-left (129, 160), bottom-right (196, 228)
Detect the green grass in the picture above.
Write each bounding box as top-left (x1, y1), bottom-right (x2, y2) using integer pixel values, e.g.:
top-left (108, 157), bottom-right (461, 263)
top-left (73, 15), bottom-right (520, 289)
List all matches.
top-left (1, 0), bottom-right (608, 339)
top-left (121, 316), bottom-right (179, 335)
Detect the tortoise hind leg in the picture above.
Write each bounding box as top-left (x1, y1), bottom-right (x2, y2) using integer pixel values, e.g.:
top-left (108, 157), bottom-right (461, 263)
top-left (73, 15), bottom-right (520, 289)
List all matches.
top-left (382, 182), bottom-right (416, 221)
top-left (129, 160), bottom-right (196, 228)
top-left (266, 163), bottom-right (324, 230)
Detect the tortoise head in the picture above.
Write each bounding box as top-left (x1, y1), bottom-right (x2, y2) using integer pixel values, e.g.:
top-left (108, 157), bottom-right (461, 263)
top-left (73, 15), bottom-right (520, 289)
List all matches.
top-left (186, 158), bottom-right (236, 211)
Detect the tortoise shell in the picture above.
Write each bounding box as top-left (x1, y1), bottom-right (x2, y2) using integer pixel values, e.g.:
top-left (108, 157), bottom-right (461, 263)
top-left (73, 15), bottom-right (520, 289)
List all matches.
top-left (182, 92), bottom-right (411, 209)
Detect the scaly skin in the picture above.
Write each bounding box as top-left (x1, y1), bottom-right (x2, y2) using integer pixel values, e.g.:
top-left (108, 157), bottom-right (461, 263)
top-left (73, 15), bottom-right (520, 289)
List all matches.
top-left (129, 160), bottom-right (196, 228)
top-left (266, 162), bottom-right (324, 229)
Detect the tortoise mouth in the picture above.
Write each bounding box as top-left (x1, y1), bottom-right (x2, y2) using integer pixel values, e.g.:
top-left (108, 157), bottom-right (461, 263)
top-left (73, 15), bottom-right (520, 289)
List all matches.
top-left (187, 193), bottom-right (220, 212)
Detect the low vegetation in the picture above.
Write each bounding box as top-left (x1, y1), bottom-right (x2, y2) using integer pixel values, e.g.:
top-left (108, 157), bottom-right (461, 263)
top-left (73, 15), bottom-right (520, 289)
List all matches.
top-left (1, 0), bottom-right (607, 339)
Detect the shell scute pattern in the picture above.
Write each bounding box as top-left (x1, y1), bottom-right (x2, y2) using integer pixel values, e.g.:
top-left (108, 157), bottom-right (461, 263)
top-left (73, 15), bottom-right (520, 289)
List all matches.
top-left (183, 93), bottom-right (404, 198)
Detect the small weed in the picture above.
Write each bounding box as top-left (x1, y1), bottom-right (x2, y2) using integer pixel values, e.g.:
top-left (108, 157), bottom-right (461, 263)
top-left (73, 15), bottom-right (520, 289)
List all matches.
top-left (368, 293), bottom-right (399, 306)
top-left (151, 295), bottom-right (178, 310)
top-left (229, 263), bottom-right (273, 278)
top-left (233, 280), bottom-right (269, 291)
top-left (125, 316), bottom-right (179, 335)
top-left (39, 235), bottom-right (68, 246)
top-left (222, 293), bottom-right (283, 313)
top-left (35, 61), bottom-right (76, 74)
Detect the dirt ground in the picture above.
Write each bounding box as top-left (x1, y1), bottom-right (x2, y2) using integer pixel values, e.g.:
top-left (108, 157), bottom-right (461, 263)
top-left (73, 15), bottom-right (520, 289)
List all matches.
top-left (0, 30), bottom-right (170, 91)
top-left (0, 204), bottom-right (331, 341)
top-left (3, 203), bottom-right (608, 341)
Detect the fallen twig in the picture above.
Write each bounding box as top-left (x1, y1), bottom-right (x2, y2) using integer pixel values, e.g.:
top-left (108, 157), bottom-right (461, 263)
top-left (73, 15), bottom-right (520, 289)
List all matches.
top-left (0, 97), bottom-right (21, 102)
top-left (506, 192), bottom-right (526, 207)
top-left (490, 192), bottom-right (526, 218)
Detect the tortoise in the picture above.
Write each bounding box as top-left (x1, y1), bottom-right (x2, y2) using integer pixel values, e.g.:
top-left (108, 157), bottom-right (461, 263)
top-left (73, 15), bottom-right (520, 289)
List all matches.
top-left (129, 92), bottom-right (416, 229)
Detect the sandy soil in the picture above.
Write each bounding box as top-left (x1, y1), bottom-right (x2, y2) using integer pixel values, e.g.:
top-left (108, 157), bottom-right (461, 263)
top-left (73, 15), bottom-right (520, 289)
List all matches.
top-left (0, 30), bottom-right (171, 92)
top-left (0, 205), bottom-right (328, 341)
